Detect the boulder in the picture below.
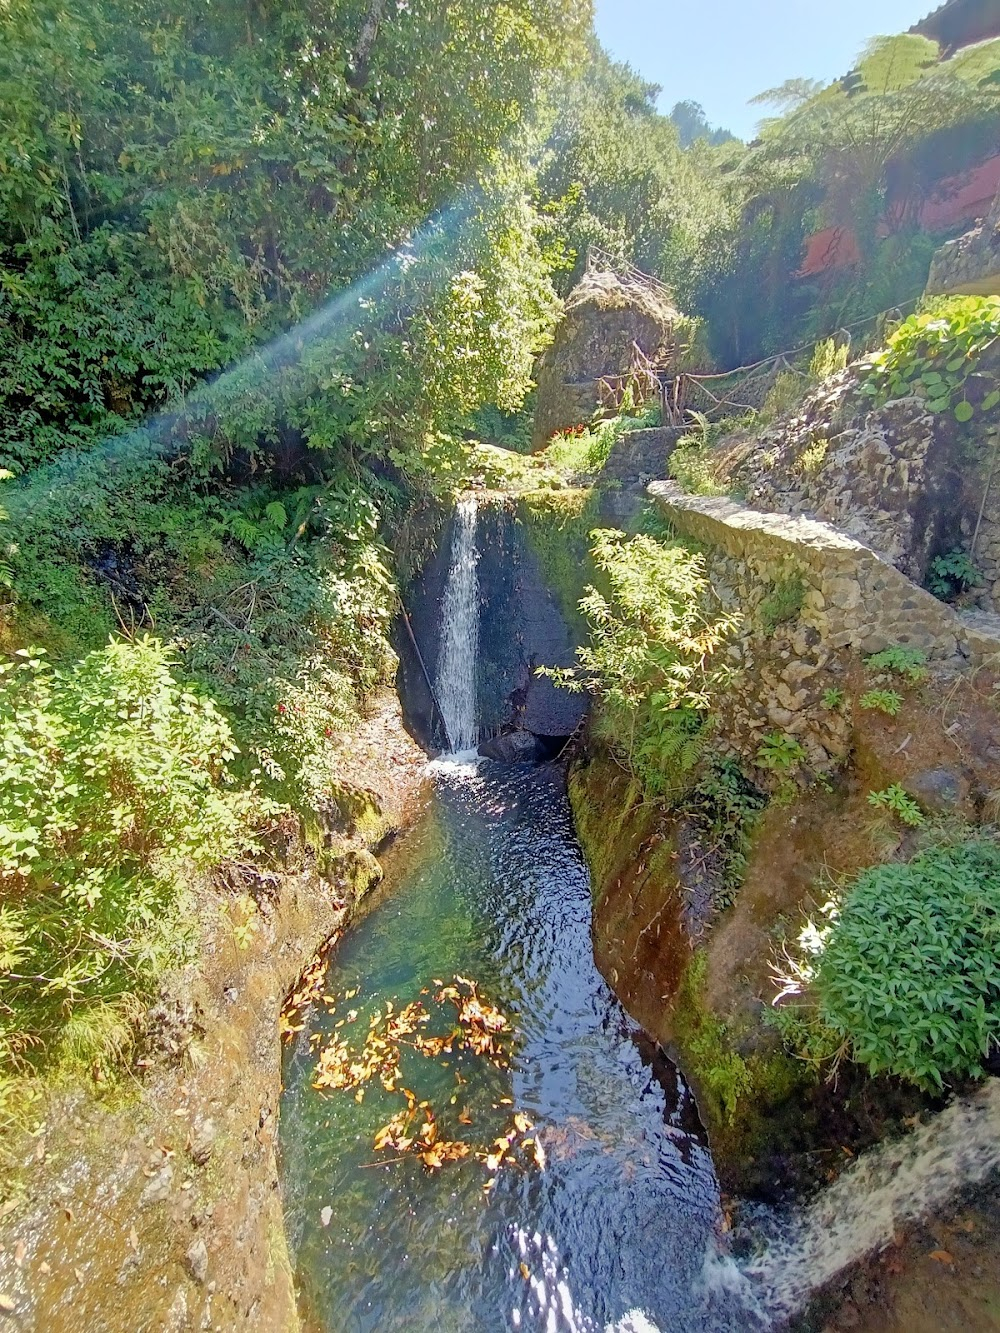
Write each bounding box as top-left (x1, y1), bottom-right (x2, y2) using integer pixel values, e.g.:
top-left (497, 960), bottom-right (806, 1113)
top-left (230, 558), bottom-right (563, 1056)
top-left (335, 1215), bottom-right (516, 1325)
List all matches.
top-left (478, 730), bottom-right (548, 763)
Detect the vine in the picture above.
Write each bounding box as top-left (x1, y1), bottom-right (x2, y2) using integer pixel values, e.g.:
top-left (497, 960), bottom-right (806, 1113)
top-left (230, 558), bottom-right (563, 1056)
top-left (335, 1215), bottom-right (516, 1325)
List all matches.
top-left (860, 296), bottom-right (1000, 423)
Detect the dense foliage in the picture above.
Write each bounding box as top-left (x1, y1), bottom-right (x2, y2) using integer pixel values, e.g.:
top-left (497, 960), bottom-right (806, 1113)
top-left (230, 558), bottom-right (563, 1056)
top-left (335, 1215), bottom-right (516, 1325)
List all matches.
top-left (2, 0), bottom-right (999, 1131)
top-left (861, 296), bottom-right (1000, 422)
top-left (690, 35), bottom-right (1000, 362)
top-left (0, 638), bottom-right (258, 1085)
top-left (0, 0), bottom-right (586, 476)
top-left (0, 0), bottom-right (590, 1118)
top-left (546, 526), bottom-right (733, 797)
top-left (813, 842), bottom-right (1000, 1089)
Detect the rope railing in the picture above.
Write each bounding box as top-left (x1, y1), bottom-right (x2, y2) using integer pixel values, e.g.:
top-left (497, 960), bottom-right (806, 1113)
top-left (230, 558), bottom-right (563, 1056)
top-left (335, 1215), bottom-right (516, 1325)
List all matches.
top-left (583, 245), bottom-right (927, 426)
top-left (584, 245), bottom-right (677, 307)
top-left (663, 295), bottom-right (922, 425)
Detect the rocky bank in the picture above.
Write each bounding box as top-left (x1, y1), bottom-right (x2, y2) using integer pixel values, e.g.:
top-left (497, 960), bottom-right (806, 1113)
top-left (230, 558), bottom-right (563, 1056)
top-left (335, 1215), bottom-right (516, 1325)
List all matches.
top-left (0, 691), bottom-right (426, 1333)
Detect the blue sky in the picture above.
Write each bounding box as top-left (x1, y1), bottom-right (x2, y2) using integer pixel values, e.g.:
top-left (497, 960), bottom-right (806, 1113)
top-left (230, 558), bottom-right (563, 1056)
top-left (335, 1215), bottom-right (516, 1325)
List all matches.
top-left (593, 0), bottom-right (939, 139)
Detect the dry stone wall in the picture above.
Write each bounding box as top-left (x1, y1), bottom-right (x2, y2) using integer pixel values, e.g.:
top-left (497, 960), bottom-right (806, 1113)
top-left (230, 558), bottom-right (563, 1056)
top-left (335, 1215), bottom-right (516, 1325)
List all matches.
top-left (649, 482), bottom-right (1000, 667)
top-left (926, 189), bottom-right (1000, 298)
top-left (649, 481), bottom-right (1000, 779)
top-left (717, 354), bottom-right (1000, 611)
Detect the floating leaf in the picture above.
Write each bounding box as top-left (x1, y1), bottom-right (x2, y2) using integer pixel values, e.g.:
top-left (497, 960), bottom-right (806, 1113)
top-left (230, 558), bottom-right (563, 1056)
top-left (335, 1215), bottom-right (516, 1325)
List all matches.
top-left (955, 400), bottom-right (974, 423)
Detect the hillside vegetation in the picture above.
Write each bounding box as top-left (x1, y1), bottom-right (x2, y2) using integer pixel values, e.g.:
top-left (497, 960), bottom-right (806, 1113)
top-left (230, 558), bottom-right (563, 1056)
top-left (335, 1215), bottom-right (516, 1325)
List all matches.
top-left (2, 0), bottom-right (1000, 1140)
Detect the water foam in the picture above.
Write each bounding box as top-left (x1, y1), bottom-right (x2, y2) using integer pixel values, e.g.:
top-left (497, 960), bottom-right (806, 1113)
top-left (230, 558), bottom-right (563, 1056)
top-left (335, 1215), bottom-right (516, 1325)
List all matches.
top-left (747, 1077), bottom-right (1000, 1320)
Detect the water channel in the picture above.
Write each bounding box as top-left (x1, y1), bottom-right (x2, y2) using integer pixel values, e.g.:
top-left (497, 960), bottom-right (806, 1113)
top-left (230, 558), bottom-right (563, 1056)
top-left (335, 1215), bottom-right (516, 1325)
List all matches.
top-left (279, 756), bottom-right (759, 1332)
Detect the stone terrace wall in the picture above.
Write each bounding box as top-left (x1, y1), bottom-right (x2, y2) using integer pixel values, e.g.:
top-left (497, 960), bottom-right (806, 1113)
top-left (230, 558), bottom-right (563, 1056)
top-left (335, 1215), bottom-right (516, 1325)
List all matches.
top-left (648, 482), bottom-right (1000, 670)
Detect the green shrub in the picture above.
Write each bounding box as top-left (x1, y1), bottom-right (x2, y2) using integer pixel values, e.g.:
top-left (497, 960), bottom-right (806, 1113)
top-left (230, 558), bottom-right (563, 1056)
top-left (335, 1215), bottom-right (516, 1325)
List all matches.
top-left (927, 548), bottom-right (982, 602)
top-left (683, 760), bottom-right (767, 906)
top-left (808, 337), bottom-right (848, 381)
top-left (668, 410), bottom-right (725, 496)
top-left (4, 455), bottom-right (398, 811)
top-left (860, 296), bottom-right (1000, 422)
top-left (865, 645), bottom-right (927, 682)
top-left (542, 527), bottom-right (733, 798)
top-left (0, 637), bottom-right (260, 1084)
top-left (760, 369), bottom-right (807, 423)
top-left (542, 405), bottom-right (659, 477)
top-left (759, 576), bottom-right (805, 632)
top-left (815, 842), bottom-right (1000, 1089)
top-left (757, 731), bottom-right (807, 774)
top-left (860, 688), bottom-right (903, 716)
top-left (867, 783), bottom-right (925, 826)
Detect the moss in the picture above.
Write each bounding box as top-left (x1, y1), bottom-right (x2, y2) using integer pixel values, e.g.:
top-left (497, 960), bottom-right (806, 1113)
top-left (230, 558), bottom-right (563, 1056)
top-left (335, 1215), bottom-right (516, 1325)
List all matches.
top-left (670, 950), bottom-right (807, 1171)
top-left (516, 488), bottom-right (602, 641)
top-left (671, 952), bottom-right (753, 1126)
top-left (568, 753), bottom-right (649, 899)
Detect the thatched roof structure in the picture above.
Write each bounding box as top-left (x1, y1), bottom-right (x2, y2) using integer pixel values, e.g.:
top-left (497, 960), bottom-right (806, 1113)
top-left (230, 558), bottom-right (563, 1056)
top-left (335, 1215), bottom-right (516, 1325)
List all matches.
top-left (531, 253), bottom-right (693, 450)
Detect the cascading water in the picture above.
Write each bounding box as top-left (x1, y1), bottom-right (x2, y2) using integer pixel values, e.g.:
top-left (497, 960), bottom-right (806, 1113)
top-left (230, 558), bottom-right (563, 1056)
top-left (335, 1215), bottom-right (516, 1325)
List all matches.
top-left (435, 496), bottom-right (480, 754)
top-left (746, 1076), bottom-right (1000, 1320)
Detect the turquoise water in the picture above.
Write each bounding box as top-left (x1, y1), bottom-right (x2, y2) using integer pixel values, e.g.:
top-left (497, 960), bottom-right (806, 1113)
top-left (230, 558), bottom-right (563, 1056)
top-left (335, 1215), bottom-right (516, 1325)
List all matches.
top-left (280, 759), bottom-right (755, 1332)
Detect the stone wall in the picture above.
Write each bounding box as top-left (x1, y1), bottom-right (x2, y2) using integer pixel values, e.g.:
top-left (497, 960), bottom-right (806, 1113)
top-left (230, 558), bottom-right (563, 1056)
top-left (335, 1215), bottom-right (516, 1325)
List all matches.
top-left (715, 353), bottom-right (1000, 612)
top-left (649, 479), bottom-right (1000, 669)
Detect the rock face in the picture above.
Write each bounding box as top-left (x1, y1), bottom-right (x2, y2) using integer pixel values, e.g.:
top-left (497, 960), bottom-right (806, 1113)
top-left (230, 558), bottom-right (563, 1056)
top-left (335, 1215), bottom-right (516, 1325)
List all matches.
top-left (715, 349), bottom-right (1000, 609)
top-left (531, 268), bottom-right (684, 450)
top-left (0, 691), bottom-right (427, 1333)
top-left (398, 497), bottom-right (587, 754)
top-left (926, 187), bottom-right (1000, 297)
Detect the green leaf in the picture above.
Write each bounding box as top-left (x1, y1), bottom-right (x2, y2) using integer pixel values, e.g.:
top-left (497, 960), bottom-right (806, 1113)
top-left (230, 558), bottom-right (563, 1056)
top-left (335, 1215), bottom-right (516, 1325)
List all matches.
top-left (982, 390), bottom-right (1000, 412)
top-left (954, 400), bottom-right (974, 423)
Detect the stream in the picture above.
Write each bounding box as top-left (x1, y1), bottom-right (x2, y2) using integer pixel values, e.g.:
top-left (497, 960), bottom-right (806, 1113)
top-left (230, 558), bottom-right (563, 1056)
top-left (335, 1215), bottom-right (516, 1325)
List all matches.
top-left (279, 499), bottom-right (759, 1331)
top-left (279, 758), bottom-right (757, 1332)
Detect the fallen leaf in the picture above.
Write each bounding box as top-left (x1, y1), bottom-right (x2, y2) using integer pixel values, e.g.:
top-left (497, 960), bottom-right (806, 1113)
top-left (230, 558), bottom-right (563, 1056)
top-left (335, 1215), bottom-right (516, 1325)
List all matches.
top-left (929, 1249), bottom-right (954, 1265)
top-left (519, 1262), bottom-right (530, 1280)
top-left (513, 1112), bottom-right (532, 1134)
top-left (13, 1240), bottom-right (26, 1268)
top-left (320, 1206), bottom-right (333, 1227)
top-left (39, 1261), bottom-right (51, 1276)
top-left (0, 1294), bottom-right (15, 1314)
top-left (74, 1267), bottom-right (85, 1284)
top-left (128, 1227), bottom-right (139, 1252)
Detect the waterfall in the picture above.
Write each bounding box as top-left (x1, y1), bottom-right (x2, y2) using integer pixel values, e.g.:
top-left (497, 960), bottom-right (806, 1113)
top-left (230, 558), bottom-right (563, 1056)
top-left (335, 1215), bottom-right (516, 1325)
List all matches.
top-left (747, 1076), bottom-right (1000, 1320)
top-left (436, 496), bottom-right (480, 753)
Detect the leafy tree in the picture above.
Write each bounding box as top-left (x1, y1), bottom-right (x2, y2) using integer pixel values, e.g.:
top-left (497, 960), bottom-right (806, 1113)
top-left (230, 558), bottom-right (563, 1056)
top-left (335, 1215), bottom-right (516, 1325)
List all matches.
top-left (668, 100), bottom-right (736, 149)
top-left (535, 44), bottom-right (724, 292)
top-left (0, 0), bottom-right (588, 475)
